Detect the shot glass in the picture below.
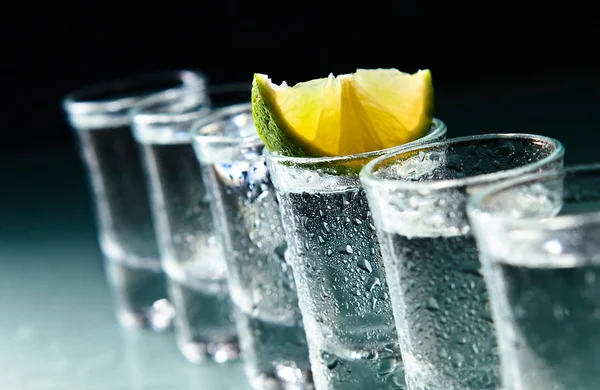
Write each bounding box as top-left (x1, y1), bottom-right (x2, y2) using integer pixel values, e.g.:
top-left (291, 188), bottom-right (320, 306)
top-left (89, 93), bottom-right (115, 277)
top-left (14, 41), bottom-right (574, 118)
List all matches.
top-left (62, 70), bottom-right (204, 330)
top-left (467, 164), bottom-right (600, 390)
top-left (130, 86), bottom-right (240, 364)
top-left (360, 134), bottom-right (565, 390)
top-left (192, 103), bottom-right (313, 389)
top-left (264, 120), bottom-right (447, 390)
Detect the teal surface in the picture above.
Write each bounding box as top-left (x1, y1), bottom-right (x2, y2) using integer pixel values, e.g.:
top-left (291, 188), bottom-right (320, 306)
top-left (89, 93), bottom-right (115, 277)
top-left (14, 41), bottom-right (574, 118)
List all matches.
top-left (0, 151), bottom-right (251, 390)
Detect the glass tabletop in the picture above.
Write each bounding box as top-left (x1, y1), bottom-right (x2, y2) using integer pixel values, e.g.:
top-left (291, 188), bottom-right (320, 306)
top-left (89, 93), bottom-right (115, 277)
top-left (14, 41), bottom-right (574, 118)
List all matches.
top-left (0, 150), bottom-right (252, 390)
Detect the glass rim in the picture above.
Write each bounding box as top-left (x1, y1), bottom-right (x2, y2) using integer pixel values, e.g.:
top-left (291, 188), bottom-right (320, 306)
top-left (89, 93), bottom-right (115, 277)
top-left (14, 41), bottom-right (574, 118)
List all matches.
top-left (62, 69), bottom-right (205, 115)
top-left (129, 85), bottom-right (209, 126)
top-left (467, 163), bottom-right (600, 231)
top-left (190, 102), bottom-right (261, 146)
top-left (131, 82), bottom-right (252, 125)
top-left (360, 133), bottom-right (565, 192)
top-left (263, 118), bottom-right (447, 164)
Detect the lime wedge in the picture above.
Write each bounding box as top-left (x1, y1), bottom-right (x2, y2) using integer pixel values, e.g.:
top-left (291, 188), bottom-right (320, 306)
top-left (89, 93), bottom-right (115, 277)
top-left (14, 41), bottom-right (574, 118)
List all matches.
top-left (252, 68), bottom-right (434, 157)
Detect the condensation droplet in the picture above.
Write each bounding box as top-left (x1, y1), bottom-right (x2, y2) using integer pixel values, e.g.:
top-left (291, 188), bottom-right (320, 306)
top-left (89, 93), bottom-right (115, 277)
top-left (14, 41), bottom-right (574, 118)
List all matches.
top-left (426, 297), bottom-right (440, 311)
top-left (357, 258), bottom-right (373, 273)
top-left (337, 245), bottom-right (353, 254)
top-left (322, 352), bottom-right (339, 370)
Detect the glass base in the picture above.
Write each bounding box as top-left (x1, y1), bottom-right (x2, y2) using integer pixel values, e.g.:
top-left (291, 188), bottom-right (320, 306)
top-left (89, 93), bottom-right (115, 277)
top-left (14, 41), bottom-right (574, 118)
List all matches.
top-left (247, 364), bottom-right (314, 390)
top-left (105, 258), bottom-right (172, 331)
top-left (177, 338), bottom-right (241, 364)
top-left (116, 298), bottom-right (175, 331)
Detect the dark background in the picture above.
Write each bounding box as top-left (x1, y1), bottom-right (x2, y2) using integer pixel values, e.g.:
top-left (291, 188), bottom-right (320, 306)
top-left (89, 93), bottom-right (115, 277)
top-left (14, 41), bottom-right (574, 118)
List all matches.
top-left (2, 2), bottom-right (599, 158)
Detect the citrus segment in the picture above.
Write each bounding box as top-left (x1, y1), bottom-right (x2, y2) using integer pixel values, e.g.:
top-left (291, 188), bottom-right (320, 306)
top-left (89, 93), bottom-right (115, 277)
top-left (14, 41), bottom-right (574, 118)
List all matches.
top-left (252, 69), bottom-right (434, 157)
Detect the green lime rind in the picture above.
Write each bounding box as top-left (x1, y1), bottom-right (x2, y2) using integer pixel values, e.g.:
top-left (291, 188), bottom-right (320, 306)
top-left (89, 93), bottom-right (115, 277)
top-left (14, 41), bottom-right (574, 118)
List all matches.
top-left (251, 75), bottom-right (364, 175)
top-left (251, 75), bottom-right (310, 158)
top-left (251, 71), bottom-right (435, 177)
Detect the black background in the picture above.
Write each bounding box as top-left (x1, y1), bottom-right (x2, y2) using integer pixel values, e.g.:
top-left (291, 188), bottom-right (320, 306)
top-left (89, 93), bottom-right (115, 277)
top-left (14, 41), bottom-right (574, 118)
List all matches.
top-left (2, 1), bottom-right (599, 155)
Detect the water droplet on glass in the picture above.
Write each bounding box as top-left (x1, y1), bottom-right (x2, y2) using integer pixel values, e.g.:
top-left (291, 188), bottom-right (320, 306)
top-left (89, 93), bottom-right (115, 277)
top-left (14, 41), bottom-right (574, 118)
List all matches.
top-left (426, 297), bottom-right (440, 311)
top-left (392, 374), bottom-right (406, 388)
top-left (450, 351), bottom-right (464, 368)
top-left (274, 244), bottom-right (287, 261)
top-left (499, 142), bottom-right (515, 156)
top-left (378, 357), bottom-right (399, 376)
top-left (302, 216), bottom-right (310, 229)
top-left (337, 245), bottom-right (353, 254)
top-left (446, 154), bottom-right (463, 171)
top-left (460, 259), bottom-right (482, 277)
top-left (365, 350), bottom-right (379, 360)
top-left (257, 190), bottom-right (269, 202)
top-left (384, 343), bottom-right (396, 353)
top-left (357, 258), bottom-right (373, 273)
top-left (368, 276), bottom-right (381, 291)
top-left (322, 352), bottom-right (339, 370)
top-left (342, 197), bottom-right (351, 209)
